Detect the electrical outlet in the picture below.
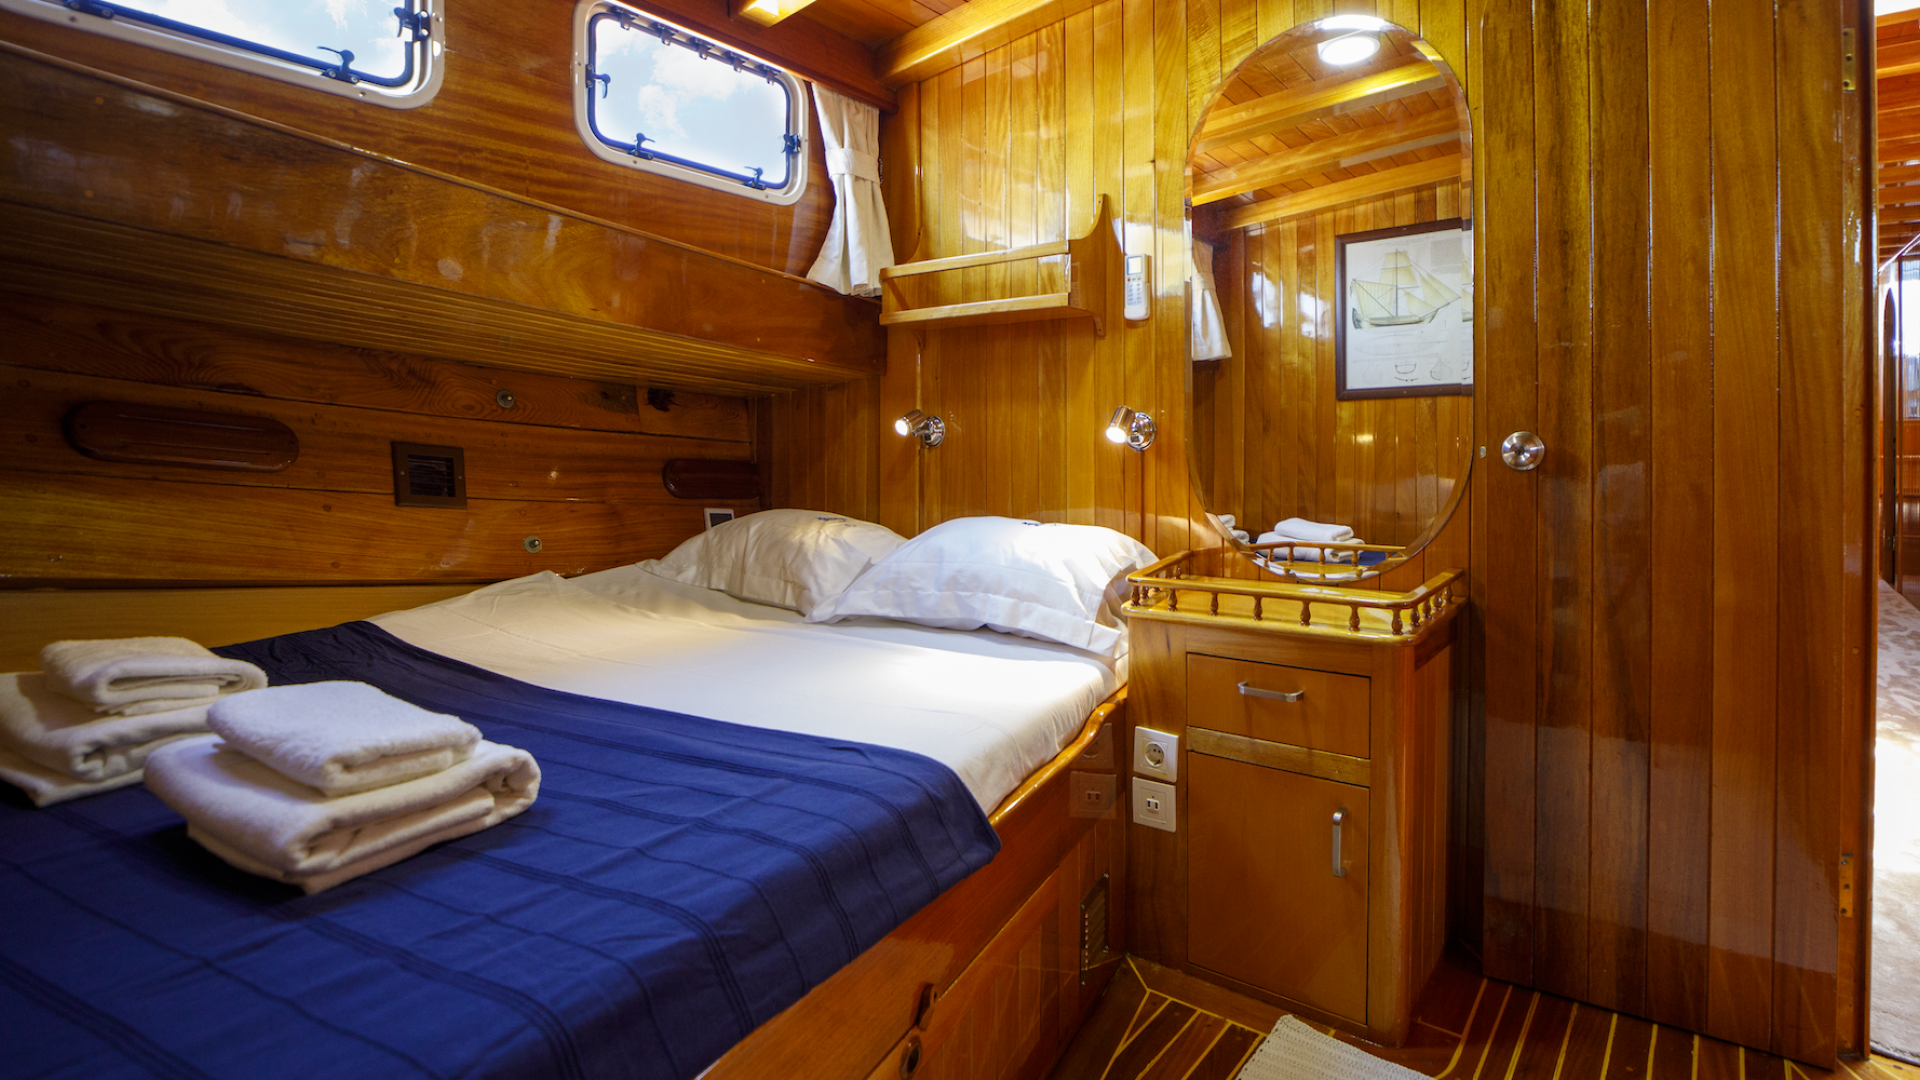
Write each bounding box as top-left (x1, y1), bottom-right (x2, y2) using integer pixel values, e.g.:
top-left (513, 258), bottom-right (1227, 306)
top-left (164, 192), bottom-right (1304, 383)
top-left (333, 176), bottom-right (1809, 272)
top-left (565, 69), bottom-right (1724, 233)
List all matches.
top-left (1132, 777), bottom-right (1176, 832)
top-left (1133, 727), bottom-right (1179, 782)
top-left (1070, 771), bottom-right (1117, 818)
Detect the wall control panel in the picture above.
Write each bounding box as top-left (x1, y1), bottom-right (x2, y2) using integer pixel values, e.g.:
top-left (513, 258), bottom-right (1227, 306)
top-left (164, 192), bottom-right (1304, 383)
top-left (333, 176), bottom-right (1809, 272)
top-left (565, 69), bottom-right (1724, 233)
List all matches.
top-left (1133, 726), bottom-right (1179, 783)
top-left (1123, 254), bottom-right (1150, 321)
top-left (1132, 777), bottom-right (1176, 831)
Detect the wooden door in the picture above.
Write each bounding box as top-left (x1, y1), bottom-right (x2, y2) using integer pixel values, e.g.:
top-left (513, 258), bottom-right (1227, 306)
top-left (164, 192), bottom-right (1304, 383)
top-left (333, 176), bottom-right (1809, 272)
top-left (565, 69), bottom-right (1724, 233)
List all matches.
top-left (1476, 0), bottom-right (1872, 1065)
top-left (1187, 753), bottom-right (1370, 1025)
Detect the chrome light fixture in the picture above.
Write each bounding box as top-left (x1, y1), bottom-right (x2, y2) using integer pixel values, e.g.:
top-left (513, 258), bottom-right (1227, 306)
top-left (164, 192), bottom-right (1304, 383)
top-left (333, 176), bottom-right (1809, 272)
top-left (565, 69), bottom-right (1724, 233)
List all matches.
top-left (894, 409), bottom-right (946, 448)
top-left (1315, 15), bottom-right (1385, 65)
top-left (1105, 406), bottom-right (1156, 451)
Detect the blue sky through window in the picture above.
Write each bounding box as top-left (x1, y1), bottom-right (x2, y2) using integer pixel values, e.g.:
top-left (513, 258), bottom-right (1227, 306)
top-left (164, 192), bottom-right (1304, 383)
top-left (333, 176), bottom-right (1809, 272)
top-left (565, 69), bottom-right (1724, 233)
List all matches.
top-left (591, 18), bottom-right (791, 185)
top-left (106, 0), bottom-right (411, 80)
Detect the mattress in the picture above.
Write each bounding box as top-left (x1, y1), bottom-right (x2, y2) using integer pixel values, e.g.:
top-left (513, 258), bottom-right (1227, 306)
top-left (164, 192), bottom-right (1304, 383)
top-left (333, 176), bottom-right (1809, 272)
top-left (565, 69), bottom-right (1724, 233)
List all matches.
top-left (369, 563), bottom-right (1125, 811)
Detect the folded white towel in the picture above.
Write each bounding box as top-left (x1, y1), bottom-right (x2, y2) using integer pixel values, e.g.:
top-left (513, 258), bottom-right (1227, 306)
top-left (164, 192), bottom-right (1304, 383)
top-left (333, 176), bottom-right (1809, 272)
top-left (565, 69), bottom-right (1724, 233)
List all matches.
top-left (1270, 518), bottom-right (1354, 544)
top-left (208, 682), bottom-right (481, 796)
top-left (144, 735), bottom-right (539, 894)
top-left (0, 742), bottom-right (147, 807)
top-left (41, 638), bottom-right (267, 716)
top-left (1231, 529), bottom-right (1251, 543)
top-left (1256, 531), bottom-right (1361, 564)
top-left (0, 672), bottom-right (210, 783)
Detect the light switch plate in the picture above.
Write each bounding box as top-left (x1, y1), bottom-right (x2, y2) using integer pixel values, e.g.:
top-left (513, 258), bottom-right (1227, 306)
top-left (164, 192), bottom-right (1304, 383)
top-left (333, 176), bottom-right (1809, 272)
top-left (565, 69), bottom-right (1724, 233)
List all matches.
top-left (1133, 727), bottom-right (1179, 782)
top-left (1132, 777), bottom-right (1176, 832)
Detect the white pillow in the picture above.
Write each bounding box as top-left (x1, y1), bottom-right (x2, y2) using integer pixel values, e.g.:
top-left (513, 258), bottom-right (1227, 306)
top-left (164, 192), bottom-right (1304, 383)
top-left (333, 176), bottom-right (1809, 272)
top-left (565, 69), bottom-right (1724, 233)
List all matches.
top-left (810, 517), bottom-right (1157, 657)
top-left (653, 509), bottom-right (905, 618)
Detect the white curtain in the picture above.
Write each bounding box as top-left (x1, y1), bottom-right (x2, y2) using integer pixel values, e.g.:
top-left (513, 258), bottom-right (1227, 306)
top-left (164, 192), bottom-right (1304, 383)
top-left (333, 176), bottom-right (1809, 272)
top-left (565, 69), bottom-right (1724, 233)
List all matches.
top-left (806, 84), bottom-right (895, 297)
top-left (1191, 238), bottom-right (1231, 361)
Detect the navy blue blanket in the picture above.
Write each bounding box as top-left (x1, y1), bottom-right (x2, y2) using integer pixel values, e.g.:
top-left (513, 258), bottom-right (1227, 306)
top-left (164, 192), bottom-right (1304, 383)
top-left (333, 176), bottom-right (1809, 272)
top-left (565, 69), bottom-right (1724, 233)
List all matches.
top-left (0, 621), bottom-right (999, 1080)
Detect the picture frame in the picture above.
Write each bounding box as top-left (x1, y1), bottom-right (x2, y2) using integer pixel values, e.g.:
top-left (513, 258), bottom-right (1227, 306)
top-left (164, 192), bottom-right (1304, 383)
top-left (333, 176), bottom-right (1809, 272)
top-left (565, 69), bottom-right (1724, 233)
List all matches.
top-left (1334, 218), bottom-right (1474, 401)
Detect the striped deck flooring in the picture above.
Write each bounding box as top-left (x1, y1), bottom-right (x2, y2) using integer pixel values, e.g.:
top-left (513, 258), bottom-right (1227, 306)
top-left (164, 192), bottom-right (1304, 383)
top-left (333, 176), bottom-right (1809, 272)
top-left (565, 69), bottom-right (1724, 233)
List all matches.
top-left (1047, 954), bottom-right (1918, 1080)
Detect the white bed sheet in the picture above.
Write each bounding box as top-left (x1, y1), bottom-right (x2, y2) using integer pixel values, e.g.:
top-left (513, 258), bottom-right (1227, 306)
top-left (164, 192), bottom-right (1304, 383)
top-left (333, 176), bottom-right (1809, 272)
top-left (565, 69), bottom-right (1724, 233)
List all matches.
top-left (369, 564), bottom-right (1123, 811)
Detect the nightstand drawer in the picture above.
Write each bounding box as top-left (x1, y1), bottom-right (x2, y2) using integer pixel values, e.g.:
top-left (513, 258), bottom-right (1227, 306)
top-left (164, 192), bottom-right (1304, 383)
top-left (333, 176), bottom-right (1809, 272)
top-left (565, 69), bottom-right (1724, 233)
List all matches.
top-left (1188, 654), bottom-right (1369, 758)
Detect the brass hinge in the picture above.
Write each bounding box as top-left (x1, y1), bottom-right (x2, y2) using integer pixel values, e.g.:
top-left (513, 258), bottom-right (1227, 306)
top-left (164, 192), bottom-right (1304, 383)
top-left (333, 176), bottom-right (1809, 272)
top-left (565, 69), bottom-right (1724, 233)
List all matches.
top-left (1843, 27), bottom-right (1858, 93)
top-left (1840, 852), bottom-right (1856, 917)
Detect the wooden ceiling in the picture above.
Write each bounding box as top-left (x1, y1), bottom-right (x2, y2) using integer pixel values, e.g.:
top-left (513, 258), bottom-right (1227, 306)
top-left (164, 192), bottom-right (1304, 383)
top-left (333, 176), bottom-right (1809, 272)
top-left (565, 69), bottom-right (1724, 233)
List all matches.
top-left (1883, 11), bottom-right (1920, 261)
top-left (800, 0), bottom-right (957, 49)
top-left (1187, 34), bottom-right (1463, 233)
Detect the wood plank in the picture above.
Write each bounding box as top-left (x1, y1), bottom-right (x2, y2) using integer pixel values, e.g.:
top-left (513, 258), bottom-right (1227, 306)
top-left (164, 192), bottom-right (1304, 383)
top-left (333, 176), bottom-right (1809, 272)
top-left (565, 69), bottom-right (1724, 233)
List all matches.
top-left (1645, 0), bottom-right (1714, 1037)
top-left (0, 365), bottom-right (754, 505)
top-left (1194, 57), bottom-right (1446, 156)
top-left (1586, 0), bottom-right (1651, 1020)
top-left (0, 473), bottom-right (715, 585)
top-left (1220, 156), bottom-right (1461, 229)
top-left (0, 585), bottom-right (474, 672)
top-left (1191, 110), bottom-right (1461, 205)
top-left (1707, 0), bottom-right (1779, 1050)
top-left (1476, 0), bottom-right (1541, 989)
top-left (878, 0), bottom-right (1099, 88)
top-left (1772, 0), bottom-right (1845, 1062)
top-left (0, 53), bottom-right (883, 394)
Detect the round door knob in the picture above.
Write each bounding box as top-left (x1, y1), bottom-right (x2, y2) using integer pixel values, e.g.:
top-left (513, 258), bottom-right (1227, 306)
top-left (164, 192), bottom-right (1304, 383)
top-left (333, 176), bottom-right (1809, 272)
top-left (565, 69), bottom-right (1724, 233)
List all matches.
top-left (1500, 431), bottom-right (1546, 471)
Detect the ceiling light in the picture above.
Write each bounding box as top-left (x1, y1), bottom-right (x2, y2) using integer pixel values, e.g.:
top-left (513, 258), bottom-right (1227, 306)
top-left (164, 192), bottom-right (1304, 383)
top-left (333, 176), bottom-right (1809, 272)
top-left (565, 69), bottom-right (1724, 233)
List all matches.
top-left (1317, 32), bottom-right (1380, 66)
top-left (1320, 15), bottom-right (1388, 31)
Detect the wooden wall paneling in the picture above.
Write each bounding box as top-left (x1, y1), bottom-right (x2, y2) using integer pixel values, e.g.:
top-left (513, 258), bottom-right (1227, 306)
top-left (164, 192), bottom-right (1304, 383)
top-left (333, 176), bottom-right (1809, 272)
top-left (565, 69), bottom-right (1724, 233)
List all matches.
top-left (1707, 0), bottom-right (1780, 1051)
top-left (1529, 0), bottom-right (1594, 1006)
top-left (1841, 1), bottom-right (1873, 1053)
top-left (1062, 3), bottom-right (1101, 527)
top-left (0, 53), bottom-right (884, 394)
top-left (1586, 0), bottom-right (1652, 1019)
top-left (1152, 0), bottom-right (1192, 559)
top-left (1121, 0), bottom-right (1156, 544)
top-left (1477, 0), bottom-right (1540, 989)
top-left (0, 0), bottom-right (865, 277)
top-left (1645, 0), bottom-right (1714, 1037)
top-left (0, 366), bottom-right (752, 506)
top-left (1771, 0), bottom-right (1846, 1063)
top-left (0, 295), bottom-right (756, 444)
top-left (1092, 0), bottom-right (1135, 537)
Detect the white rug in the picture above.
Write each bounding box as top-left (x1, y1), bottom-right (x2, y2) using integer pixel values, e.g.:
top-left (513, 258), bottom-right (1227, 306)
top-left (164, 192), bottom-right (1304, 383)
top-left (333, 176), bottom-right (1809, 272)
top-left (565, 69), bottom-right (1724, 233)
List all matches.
top-left (1876, 580), bottom-right (1920, 1064)
top-left (1236, 1017), bottom-right (1426, 1080)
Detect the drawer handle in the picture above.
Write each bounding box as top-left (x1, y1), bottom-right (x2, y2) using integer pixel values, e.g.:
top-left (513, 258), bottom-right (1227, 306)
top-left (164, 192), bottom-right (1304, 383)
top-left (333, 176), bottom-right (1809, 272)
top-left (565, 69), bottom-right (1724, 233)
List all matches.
top-left (1238, 681), bottom-right (1305, 703)
top-left (1332, 808), bottom-right (1347, 878)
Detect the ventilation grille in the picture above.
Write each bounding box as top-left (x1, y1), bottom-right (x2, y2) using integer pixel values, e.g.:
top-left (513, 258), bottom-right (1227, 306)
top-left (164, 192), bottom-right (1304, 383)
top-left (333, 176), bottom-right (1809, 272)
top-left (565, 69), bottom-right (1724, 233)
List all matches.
top-left (391, 442), bottom-right (466, 508)
top-left (1080, 873), bottom-right (1111, 983)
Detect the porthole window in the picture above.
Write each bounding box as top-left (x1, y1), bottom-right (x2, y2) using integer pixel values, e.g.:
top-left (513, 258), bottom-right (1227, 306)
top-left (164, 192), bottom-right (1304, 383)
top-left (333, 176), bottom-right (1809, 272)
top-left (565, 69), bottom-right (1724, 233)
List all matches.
top-left (0, 0), bottom-right (443, 108)
top-left (572, 1), bottom-right (808, 205)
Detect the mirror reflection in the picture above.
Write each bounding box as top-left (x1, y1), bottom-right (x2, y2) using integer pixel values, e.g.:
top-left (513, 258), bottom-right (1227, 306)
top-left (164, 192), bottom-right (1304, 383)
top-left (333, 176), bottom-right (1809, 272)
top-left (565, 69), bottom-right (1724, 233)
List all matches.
top-left (1188, 16), bottom-right (1473, 581)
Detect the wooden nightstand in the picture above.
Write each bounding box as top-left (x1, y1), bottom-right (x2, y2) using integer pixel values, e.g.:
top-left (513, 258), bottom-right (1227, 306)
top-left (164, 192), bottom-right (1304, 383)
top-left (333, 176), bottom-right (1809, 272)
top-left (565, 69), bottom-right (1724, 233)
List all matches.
top-left (1123, 555), bottom-right (1463, 1047)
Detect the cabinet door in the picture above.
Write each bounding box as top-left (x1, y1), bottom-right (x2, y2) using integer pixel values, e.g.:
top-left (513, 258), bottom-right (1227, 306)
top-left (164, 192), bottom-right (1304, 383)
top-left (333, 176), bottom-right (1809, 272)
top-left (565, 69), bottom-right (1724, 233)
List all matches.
top-left (1188, 753), bottom-right (1369, 1024)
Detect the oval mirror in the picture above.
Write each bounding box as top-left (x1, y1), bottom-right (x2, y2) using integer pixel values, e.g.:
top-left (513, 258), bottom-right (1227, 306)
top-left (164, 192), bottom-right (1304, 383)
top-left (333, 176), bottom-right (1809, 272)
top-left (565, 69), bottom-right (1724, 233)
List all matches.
top-left (1187, 17), bottom-right (1473, 583)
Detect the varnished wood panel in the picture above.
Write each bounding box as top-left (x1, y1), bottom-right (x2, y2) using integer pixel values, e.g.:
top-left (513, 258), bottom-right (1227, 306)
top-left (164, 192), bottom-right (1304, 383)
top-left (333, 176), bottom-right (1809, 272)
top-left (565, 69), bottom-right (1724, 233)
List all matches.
top-left (0, 53), bottom-right (885, 395)
top-left (0, 0), bottom-right (861, 277)
top-left (1187, 653), bottom-right (1371, 758)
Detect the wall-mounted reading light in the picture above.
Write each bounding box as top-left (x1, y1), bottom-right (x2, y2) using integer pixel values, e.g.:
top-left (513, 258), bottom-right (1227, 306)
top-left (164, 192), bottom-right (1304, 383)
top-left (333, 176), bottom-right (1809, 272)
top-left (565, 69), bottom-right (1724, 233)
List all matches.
top-left (895, 409), bottom-right (946, 448)
top-left (1106, 406), bottom-right (1156, 451)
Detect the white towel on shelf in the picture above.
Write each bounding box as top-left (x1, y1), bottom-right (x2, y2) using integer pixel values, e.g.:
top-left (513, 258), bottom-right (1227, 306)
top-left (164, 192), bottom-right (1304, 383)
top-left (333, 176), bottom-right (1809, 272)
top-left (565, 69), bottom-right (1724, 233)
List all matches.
top-left (208, 682), bottom-right (481, 796)
top-left (0, 742), bottom-right (147, 807)
top-left (144, 735), bottom-right (539, 894)
top-left (0, 672), bottom-right (210, 783)
top-left (1256, 531), bottom-right (1361, 564)
top-left (1270, 518), bottom-right (1354, 544)
top-left (41, 638), bottom-right (266, 716)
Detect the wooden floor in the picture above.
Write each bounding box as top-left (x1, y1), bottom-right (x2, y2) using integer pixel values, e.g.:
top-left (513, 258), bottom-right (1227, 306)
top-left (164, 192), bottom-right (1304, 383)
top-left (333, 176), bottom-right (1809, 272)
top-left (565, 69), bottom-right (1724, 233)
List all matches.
top-left (1047, 953), bottom-right (1920, 1080)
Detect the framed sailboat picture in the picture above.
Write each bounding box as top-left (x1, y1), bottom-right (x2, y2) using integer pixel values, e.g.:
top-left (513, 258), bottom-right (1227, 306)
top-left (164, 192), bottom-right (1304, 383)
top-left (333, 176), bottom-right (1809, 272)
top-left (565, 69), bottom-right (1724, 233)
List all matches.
top-left (1334, 218), bottom-right (1473, 400)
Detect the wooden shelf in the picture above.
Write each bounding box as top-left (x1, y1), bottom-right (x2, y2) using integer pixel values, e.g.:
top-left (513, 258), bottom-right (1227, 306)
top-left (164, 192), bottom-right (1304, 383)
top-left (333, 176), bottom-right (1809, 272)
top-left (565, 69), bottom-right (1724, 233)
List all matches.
top-left (879, 194), bottom-right (1117, 335)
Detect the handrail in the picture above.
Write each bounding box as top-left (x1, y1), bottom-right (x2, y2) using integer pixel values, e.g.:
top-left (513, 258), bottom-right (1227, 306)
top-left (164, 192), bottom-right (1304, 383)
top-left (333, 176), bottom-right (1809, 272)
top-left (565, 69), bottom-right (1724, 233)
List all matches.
top-left (1126, 550), bottom-right (1464, 639)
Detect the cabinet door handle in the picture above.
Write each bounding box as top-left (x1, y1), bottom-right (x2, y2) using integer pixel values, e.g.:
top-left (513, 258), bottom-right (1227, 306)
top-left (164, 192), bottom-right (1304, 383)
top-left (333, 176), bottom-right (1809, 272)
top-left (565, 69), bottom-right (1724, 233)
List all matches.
top-left (1238, 681), bottom-right (1304, 703)
top-left (1331, 808), bottom-right (1347, 878)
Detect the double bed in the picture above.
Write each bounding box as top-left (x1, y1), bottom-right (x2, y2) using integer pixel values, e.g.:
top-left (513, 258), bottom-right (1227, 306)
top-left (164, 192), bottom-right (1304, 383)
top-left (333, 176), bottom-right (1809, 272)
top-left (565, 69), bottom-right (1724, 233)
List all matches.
top-left (0, 562), bottom-right (1131, 1080)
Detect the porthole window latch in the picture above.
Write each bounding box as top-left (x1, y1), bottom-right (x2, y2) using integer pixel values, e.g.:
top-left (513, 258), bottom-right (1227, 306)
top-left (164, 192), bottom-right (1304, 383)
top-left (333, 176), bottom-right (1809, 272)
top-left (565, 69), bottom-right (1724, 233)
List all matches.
top-left (629, 134), bottom-right (656, 161)
top-left (783, 133), bottom-right (802, 156)
top-left (63, 0), bottom-right (116, 18)
top-left (392, 7), bottom-right (430, 41)
top-left (318, 47), bottom-right (361, 84)
top-left (587, 69), bottom-right (610, 98)
top-left (744, 167), bottom-right (766, 190)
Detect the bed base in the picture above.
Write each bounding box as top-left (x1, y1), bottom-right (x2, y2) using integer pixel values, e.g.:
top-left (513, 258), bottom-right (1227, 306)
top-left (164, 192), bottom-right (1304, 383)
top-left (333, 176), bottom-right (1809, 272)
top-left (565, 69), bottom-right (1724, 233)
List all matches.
top-left (702, 689), bottom-right (1131, 1080)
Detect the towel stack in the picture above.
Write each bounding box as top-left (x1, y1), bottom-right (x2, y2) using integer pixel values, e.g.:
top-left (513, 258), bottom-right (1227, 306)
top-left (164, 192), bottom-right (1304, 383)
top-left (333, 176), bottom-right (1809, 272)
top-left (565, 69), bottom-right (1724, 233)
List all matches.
top-left (1217, 514), bottom-right (1252, 544)
top-left (144, 681), bottom-right (540, 894)
top-left (1256, 517), bottom-right (1363, 564)
top-left (0, 638), bottom-right (267, 807)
